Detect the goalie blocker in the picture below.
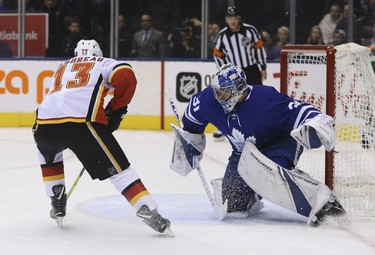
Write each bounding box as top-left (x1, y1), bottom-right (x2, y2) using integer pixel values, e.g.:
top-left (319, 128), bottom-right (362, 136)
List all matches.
top-left (238, 140), bottom-right (345, 226)
top-left (170, 124), bottom-right (206, 176)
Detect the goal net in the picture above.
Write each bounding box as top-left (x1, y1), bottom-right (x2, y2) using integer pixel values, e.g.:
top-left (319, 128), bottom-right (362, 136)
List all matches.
top-left (280, 43), bottom-right (375, 217)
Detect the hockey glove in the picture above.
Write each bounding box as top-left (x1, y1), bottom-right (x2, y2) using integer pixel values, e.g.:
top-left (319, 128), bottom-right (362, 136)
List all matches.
top-left (105, 105), bottom-right (128, 133)
top-left (291, 114), bottom-right (336, 151)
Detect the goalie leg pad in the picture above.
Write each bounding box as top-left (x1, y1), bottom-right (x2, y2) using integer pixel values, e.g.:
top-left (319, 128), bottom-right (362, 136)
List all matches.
top-left (170, 123), bottom-right (206, 176)
top-left (238, 140), bottom-right (333, 222)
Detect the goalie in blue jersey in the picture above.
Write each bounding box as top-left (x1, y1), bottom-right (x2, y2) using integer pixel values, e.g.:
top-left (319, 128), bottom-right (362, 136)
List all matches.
top-left (170, 63), bottom-right (346, 226)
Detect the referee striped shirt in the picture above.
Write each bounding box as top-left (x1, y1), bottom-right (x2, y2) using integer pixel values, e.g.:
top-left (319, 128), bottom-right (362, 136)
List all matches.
top-left (213, 23), bottom-right (267, 70)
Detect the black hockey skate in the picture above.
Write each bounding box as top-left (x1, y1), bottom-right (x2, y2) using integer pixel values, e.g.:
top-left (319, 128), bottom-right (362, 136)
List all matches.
top-left (50, 185), bottom-right (67, 227)
top-left (136, 205), bottom-right (173, 236)
top-left (310, 199), bottom-right (346, 227)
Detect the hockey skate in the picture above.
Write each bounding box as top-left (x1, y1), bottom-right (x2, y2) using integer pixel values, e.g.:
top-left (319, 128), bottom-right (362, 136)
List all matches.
top-left (309, 199), bottom-right (346, 227)
top-left (213, 130), bottom-right (225, 142)
top-left (136, 205), bottom-right (173, 236)
top-left (50, 184), bottom-right (67, 227)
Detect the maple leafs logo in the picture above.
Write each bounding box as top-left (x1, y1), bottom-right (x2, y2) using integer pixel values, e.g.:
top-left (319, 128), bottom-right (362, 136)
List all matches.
top-left (227, 128), bottom-right (256, 152)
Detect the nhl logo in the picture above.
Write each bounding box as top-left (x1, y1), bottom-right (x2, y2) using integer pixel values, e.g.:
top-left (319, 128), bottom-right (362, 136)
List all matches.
top-left (241, 37), bottom-right (250, 47)
top-left (227, 7), bottom-right (236, 15)
top-left (226, 4), bottom-right (239, 16)
top-left (176, 72), bottom-right (202, 102)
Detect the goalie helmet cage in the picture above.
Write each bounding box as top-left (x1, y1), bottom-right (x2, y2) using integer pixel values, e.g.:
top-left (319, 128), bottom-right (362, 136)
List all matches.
top-left (280, 43), bottom-right (375, 217)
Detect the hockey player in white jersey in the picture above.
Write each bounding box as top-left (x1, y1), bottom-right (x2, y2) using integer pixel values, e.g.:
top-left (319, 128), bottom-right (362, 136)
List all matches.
top-left (170, 63), bottom-right (345, 226)
top-left (33, 39), bottom-right (172, 234)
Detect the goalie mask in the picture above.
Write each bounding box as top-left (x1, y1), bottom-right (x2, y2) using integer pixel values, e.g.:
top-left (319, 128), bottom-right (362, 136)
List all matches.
top-left (74, 39), bottom-right (103, 57)
top-left (211, 63), bottom-right (248, 114)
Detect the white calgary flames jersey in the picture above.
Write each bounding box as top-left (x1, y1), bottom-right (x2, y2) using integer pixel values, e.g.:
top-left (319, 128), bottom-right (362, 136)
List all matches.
top-left (36, 56), bottom-right (136, 125)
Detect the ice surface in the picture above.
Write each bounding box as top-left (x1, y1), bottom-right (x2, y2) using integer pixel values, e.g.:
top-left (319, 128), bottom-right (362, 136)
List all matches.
top-left (1, 128), bottom-right (374, 255)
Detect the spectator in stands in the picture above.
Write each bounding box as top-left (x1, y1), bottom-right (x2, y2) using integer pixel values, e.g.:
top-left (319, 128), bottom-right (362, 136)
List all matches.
top-left (367, 0), bottom-right (375, 25)
top-left (60, 18), bottom-right (85, 57)
top-left (60, 0), bottom-right (91, 36)
top-left (266, 26), bottom-right (289, 61)
top-left (363, 23), bottom-right (375, 48)
top-left (41, 0), bottom-right (71, 57)
top-left (2, 0), bottom-right (42, 12)
top-left (103, 14), bottom-right (134, 58)
top-left (260, 30), bottom-right (273, 48)
top-left (336, 3), bottom-right (361, 44)
top-left (261, 30), bottom-right (273, 60)
top-left (190, 17), bottom-right (203, 41)
top-left (117, 14), bottom-right (134, 57)
top-left (26, 0), bottom-right (42, 12)
top-left (0, 41), bottom-right (12, 57)
top-left (209, 23), bottom-right (220, 38)
top-left (207, 23), bottom-right (220, 59)
top-left (167, 19), bottom-right (200, 58)
top-left (332, 29), bottom-right (346, 46)
top-left (306, 25), bottom-right (325, 45)
top-left (0, 1), bottom-right (6, 11)
top-left (319, 2), bottom-right (343, 44)
top-left (131, 14), bottom-right (166, 58)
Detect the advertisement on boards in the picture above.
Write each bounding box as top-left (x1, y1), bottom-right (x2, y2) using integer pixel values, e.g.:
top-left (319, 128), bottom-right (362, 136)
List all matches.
top-left (0, 59), bottom-right (281, 128)
top-left (0, 13), bottom-right (48, 57)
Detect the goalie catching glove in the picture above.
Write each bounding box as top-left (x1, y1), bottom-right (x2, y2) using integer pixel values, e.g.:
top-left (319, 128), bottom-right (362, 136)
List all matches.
top-left (105, 105), bottom-right (128, 133)
top-left (290, 114), bottom-right (336, 151)
top-left (170, 123), bottom-right (206, 176)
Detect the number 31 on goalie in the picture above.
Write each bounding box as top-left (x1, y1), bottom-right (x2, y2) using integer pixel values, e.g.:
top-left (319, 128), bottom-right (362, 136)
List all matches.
top-left (192, 96), bottom-right (200, 112)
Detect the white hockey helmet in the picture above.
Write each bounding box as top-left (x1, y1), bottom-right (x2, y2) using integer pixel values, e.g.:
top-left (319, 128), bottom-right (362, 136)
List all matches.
top-left (211, 63), bottom-right (248, 114)
top-left (74, 39), bottom-right (103, 57)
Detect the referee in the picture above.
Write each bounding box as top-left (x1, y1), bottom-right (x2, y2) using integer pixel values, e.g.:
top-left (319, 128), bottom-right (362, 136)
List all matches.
top-left (213, 6), bottom-right (267, 85)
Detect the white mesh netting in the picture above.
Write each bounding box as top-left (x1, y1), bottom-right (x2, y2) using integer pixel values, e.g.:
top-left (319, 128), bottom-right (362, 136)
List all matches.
top-left (285, 43), bottom-right (375, 217)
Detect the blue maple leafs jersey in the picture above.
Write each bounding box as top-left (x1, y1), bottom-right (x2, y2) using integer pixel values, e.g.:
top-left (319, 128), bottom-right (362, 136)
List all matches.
top-left (182, 85), bottom-right (321, 168)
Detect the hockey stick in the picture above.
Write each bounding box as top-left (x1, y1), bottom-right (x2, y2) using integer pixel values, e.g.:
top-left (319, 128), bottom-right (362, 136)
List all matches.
top-left (166, 93), bottom-right (217, 212)
top-left (67, 167), bottom-right (85, 200)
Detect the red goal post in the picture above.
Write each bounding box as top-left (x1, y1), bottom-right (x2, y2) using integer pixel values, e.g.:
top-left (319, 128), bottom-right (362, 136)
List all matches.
top-left (280, 45), bottom-right (336, 189)
top-left (280, 43), bottom-right (375, 216)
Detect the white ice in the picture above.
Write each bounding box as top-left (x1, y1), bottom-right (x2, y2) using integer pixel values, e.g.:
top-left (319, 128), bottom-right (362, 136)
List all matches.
top-left (1, 128), bottom-right (374, 255)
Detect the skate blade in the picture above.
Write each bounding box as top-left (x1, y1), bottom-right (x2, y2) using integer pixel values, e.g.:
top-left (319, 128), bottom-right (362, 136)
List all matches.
top-left (54, 217), bottom-right (64, 228)
top-left (163, 227), bottom-right (175, 237)
top-left (329, 214), bottom-right (351, 226)
top-left (310, 214), bottom-right (351, 228)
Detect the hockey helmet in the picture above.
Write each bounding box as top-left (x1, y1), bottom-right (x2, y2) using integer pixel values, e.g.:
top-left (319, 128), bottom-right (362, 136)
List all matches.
top-left (226, 6), bottom-right (240, 17)
top-left (74, 39), bottom-right (103, 57)
top-left (211, 63), bottom-right (248, 114)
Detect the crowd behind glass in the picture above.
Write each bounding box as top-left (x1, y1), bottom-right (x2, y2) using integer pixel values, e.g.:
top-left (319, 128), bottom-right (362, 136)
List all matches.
top-left (0, 0), bottom-right (374, 60)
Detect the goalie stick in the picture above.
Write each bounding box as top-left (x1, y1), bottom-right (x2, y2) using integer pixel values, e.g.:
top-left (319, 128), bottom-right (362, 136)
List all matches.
top-left (166, 92), bottom-right (224, 219)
